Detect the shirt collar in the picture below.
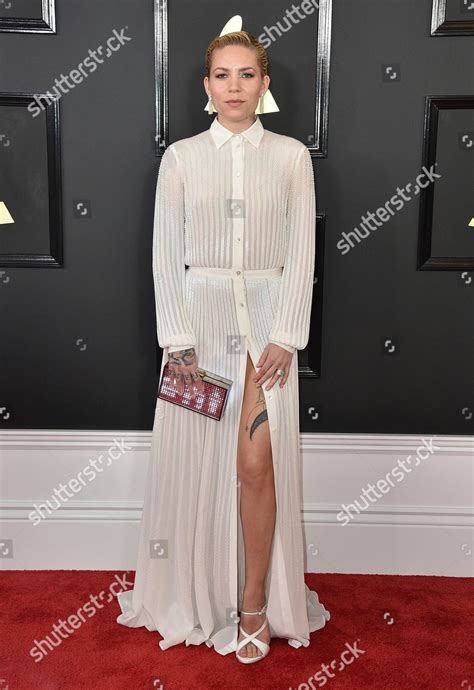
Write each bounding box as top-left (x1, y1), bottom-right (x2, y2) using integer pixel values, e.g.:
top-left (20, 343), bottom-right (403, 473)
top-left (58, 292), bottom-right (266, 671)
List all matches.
top-left (209, 115), bottom-right (264, 149)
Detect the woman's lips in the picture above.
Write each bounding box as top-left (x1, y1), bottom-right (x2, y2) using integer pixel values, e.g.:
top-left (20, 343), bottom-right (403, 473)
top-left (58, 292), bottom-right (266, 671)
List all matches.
top-left (227, 101), bottom-right (244, 106)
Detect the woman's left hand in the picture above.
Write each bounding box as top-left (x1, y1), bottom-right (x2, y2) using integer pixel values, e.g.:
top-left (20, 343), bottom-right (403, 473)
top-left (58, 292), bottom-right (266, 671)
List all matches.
top-left (254, 343), bottom-right (293, 390)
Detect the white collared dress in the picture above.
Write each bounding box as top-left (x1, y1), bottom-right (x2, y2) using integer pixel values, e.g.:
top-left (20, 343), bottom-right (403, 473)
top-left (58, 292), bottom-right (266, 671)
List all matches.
top-left (116, 115), bottom-right (330, 654)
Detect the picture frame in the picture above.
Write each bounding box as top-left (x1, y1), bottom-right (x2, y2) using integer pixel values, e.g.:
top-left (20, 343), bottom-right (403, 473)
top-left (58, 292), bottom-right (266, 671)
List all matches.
top-left (0, 0), bottom-right (56, 34)
top-left (417, 95), bottom-right (474, 271)
top-left (153, 0), bottom-right (333, 158)
top-left (0, 92), bottom-right (63, 267)
top-left (431, 0), bottom-right (474, 36)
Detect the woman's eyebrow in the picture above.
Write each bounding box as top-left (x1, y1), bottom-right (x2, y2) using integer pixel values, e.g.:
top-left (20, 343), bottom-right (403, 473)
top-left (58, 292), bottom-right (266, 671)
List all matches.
top-left (213, 66), bottom-right (255, 72)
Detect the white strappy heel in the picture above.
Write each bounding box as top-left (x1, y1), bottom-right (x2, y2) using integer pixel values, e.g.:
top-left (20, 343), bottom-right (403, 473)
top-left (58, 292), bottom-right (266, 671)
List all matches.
top-left (236, 602), bottom-right (270, 664)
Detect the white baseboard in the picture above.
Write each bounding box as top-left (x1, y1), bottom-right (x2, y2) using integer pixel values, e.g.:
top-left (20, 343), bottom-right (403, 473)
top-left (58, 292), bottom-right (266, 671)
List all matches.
top-left (0, 431), bottom-right (472, 575)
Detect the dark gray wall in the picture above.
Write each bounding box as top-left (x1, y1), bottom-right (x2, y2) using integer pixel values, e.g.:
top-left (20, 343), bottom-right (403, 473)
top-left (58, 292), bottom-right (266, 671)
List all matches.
top-left (0, 0), bottom-right (472, 433)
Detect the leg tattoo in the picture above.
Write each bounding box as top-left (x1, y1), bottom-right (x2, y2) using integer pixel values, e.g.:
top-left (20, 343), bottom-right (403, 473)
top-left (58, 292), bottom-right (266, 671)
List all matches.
top-left (245, 387), bottom-right (268, 441)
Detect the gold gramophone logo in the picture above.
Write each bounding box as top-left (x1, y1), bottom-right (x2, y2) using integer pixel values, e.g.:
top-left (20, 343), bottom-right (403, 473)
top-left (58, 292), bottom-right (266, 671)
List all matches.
top-left (0, 202), bottom-right (14, 225)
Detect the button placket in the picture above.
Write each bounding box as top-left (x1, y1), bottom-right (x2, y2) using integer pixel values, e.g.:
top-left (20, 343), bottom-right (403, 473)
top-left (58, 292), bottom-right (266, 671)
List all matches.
top-left (230, 135), bottom-right (250, 336)
top-left (230, 132), bottom-right (277, 437)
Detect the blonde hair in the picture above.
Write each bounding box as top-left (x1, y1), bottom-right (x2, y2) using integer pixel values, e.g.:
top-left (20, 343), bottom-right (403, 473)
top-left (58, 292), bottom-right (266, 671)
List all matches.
top-left (204, 31), bottom-right (269, 79)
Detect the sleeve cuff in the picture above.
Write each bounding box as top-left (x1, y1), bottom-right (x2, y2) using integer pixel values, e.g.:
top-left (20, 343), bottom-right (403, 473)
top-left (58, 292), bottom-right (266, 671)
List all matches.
top-left (268, 340), bottom-right (296, 354)
top-left (167, 344), bottom-right (195, 354)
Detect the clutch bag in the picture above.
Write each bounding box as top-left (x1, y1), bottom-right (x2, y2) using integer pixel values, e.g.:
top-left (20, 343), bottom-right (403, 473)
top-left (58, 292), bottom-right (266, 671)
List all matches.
top-left (157, 361), bottom-right (233, 421)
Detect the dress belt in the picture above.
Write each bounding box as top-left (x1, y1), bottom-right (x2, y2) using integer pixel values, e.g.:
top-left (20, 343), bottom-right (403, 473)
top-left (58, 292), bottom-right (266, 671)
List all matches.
top-left (186, 266), bottom-right (283, 279)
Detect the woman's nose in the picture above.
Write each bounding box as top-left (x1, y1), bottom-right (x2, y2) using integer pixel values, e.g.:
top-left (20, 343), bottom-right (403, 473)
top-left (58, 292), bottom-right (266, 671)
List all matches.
top-left (228, 78), bottom-right (241, 91)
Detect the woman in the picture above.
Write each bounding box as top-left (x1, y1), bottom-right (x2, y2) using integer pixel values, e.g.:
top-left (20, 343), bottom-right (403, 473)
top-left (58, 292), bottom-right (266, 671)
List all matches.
top-left (117, 28), bottom-right (330, 664)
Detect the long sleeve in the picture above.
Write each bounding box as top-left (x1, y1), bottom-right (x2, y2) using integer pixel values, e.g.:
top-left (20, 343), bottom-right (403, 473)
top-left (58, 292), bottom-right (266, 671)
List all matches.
top-left (267, 145), bottom-right (316, 351)
top-left (152, 145), bottom-right (197, 351)
top-left (268, 340), bottom-right (296, 354)
top-left (168, 344), bottom-right (194, 353)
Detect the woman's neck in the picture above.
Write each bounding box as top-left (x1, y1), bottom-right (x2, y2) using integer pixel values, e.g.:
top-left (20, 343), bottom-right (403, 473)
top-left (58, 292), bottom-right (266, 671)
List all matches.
top-left (216, 114), bottom-right (257, 134)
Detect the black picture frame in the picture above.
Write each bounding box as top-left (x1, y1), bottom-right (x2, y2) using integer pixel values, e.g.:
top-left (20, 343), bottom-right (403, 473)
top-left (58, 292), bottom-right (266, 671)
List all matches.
top-left (417, 95), bottom-right (474, 271)
top-left (431, 0), bottom-right (474, 36)
top-left (0, 92), bottom-right (63, 268)
top-left (154, 0), bottom-right (333, 158)
top-left (0, 0), bottom-right (56, 34)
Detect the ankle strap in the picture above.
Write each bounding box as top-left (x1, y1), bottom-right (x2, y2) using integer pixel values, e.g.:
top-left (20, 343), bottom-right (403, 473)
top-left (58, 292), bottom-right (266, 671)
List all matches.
top-left (240, 602), bottom-right (267, 616)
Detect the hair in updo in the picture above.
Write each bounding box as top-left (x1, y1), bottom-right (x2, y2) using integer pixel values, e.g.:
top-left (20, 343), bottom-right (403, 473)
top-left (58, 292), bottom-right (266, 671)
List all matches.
top-left (204, 31), bottom-right (269, 79)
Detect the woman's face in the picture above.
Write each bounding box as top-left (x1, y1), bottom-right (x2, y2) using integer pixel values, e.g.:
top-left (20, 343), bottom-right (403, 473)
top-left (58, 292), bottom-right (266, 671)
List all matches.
top-left (204, 45), bottom-right (270, 123)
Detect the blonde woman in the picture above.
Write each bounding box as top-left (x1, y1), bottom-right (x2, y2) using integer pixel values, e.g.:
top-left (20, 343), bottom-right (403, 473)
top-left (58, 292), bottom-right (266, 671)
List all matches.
top-left (117, 28), bottom-right (330, 664)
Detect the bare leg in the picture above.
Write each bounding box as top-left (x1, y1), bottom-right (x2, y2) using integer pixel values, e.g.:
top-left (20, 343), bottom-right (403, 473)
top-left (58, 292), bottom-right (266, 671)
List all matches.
top-left (236, 352), bottom-right (276, 659)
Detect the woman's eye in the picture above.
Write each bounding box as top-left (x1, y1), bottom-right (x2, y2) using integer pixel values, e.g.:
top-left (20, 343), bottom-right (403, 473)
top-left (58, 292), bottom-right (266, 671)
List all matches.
top-left (215, 73), bottom-right (254, 79)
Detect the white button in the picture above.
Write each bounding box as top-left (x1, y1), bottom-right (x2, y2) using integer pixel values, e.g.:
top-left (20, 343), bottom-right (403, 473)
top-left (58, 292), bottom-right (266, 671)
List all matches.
top-left (236, 171), bottom-right (241, 176)
top-left (237, 237), bottom-right (241, 241)
top-left (236, 270), bottom-right (241, 275)
top-left (240, 303), bottom-right (244, 307)
top-left (271, 426), bottom-right (276, 431)
top-left (268, 395), bottom-right (273, 400)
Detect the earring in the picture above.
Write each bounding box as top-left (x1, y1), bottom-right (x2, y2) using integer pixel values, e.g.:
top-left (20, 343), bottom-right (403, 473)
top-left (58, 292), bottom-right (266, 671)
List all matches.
top-left (207, 94), bottom-right (215, 115)
top-left (259, 92), bottom-right (265, 115)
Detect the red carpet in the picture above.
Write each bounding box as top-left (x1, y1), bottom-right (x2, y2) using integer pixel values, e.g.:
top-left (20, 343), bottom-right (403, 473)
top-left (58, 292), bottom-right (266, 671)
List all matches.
top-left (0, 571), bottom-right (472, 689)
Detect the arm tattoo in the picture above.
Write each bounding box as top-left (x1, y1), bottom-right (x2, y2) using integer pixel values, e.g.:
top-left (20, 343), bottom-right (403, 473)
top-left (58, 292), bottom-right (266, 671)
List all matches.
top-left (168, 348), bottom-right (196, 367)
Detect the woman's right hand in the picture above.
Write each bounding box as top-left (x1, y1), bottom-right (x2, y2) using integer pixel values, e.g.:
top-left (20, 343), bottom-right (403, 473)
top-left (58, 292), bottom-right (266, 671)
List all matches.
top-left (167, 347), bottom-right (205, 399)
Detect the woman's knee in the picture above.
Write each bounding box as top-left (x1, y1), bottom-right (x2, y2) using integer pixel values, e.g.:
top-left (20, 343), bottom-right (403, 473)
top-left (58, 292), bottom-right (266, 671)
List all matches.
top-left (238, 451), bottom-right (273, 487)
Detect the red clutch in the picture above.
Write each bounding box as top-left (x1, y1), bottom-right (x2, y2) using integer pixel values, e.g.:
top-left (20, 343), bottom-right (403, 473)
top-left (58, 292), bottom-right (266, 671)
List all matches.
top-left (157, 361), bottom-right (233, 421)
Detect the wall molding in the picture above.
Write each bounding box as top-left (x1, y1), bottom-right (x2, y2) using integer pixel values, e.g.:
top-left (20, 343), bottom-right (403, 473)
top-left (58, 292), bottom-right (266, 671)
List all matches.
top-left (1, 431), bottom-right (472, 575)
top-left (1, 429), bottom-right (472, 451)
